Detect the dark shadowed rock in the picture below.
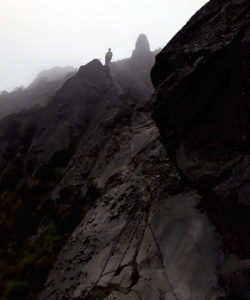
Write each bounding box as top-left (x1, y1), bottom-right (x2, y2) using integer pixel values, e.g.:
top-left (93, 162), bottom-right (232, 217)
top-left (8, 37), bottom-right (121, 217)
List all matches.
top-left (152, 0), bottom-right (250, 298)
top-left (152, 0), bottom-right (250, 186)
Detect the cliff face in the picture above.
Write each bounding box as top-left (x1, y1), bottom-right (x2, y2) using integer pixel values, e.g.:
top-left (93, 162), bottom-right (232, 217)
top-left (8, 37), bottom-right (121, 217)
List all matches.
top-left (152, 0), bottom-right (250, 298)
top-left (152, 0), bottom-right (250, 187)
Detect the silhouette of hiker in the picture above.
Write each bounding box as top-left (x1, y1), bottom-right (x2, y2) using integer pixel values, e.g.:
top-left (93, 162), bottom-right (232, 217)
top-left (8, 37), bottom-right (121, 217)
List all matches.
top-left (105, 48), bottom-right (113, 65)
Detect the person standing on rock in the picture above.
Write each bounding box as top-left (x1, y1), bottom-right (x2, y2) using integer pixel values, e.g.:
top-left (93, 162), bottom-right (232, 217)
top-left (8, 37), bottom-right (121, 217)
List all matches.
top-left (105, 48), bottom-right (113, 66)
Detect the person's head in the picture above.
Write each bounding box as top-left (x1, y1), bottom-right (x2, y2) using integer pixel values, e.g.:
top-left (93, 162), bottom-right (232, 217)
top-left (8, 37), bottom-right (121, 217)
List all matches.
top-left (108, 48), bottom-right (111, 52)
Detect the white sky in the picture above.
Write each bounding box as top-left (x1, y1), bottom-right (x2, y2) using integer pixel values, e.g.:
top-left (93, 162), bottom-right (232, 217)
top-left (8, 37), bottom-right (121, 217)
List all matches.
top-left (0, 0), bottom-right (208, 91)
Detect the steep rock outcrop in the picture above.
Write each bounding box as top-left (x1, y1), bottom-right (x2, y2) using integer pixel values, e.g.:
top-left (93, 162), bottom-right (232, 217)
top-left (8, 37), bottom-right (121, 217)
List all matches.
top-left (152, 0), bottom-right (250, 185)
top-left (40, 35), bottom-right (225, 300)
top-left (40, 105), bottom-right (222, 300)
top-left (152, 0), bottom-right (250, 298)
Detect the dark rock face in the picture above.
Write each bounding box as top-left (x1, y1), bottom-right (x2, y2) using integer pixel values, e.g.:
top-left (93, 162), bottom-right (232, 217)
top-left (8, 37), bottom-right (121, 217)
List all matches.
top-left (40, 101), bottom-right (221, 300)
top-left (152, 0), bottom-right (250, 185)
top-left (152, 0), bottom-right (250, 298)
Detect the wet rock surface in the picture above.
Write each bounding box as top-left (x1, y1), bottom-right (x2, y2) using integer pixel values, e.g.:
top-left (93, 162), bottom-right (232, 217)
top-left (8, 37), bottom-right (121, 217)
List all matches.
top-left (40, 109), bottom-right (222, 300)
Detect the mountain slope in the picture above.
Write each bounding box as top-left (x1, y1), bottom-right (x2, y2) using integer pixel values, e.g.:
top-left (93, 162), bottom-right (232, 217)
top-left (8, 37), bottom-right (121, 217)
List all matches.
top-left (0, 37), bottom-right (156, 299)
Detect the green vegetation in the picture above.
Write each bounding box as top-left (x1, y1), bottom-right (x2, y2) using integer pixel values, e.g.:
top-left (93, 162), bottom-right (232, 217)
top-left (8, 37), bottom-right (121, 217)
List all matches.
top-left (4, 281), bottom-right (29, 299)
top-left (0, 179), bottom-right (100, 299)
top-left (0, 130), bottom-right (100, 299)
top-left (41, 223), bottom-right (62, 247)
top-left (19, 253), bottom-right (36, 271)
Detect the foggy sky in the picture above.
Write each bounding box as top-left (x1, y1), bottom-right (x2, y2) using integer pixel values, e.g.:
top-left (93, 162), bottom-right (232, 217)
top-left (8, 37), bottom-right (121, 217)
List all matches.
top-left (0, 0), bottom-right (208, 92)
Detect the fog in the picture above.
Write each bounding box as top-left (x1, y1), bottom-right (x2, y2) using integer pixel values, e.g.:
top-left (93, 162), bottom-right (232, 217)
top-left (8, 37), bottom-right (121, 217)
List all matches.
top-left (0, 0), bottom-right (208, 92)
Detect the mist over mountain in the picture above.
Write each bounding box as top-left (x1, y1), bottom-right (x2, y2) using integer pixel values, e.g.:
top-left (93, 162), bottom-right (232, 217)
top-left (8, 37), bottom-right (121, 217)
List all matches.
top-left (0, 66), bottom-right (76, 119)
top-left (0, 0), bottom-right (208, 92)
top-left (110, 34), bottom-right (156, 104)
top-left (0, 0), bottom-right (250, 299)
top-left (27, 66), bottom-right (76, 89)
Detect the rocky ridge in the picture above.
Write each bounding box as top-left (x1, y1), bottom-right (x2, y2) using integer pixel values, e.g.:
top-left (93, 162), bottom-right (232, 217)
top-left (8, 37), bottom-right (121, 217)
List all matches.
top-left (0, 36), bottom-right (157, 299)
top-left (40, 1), bottom-right (250, 298)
